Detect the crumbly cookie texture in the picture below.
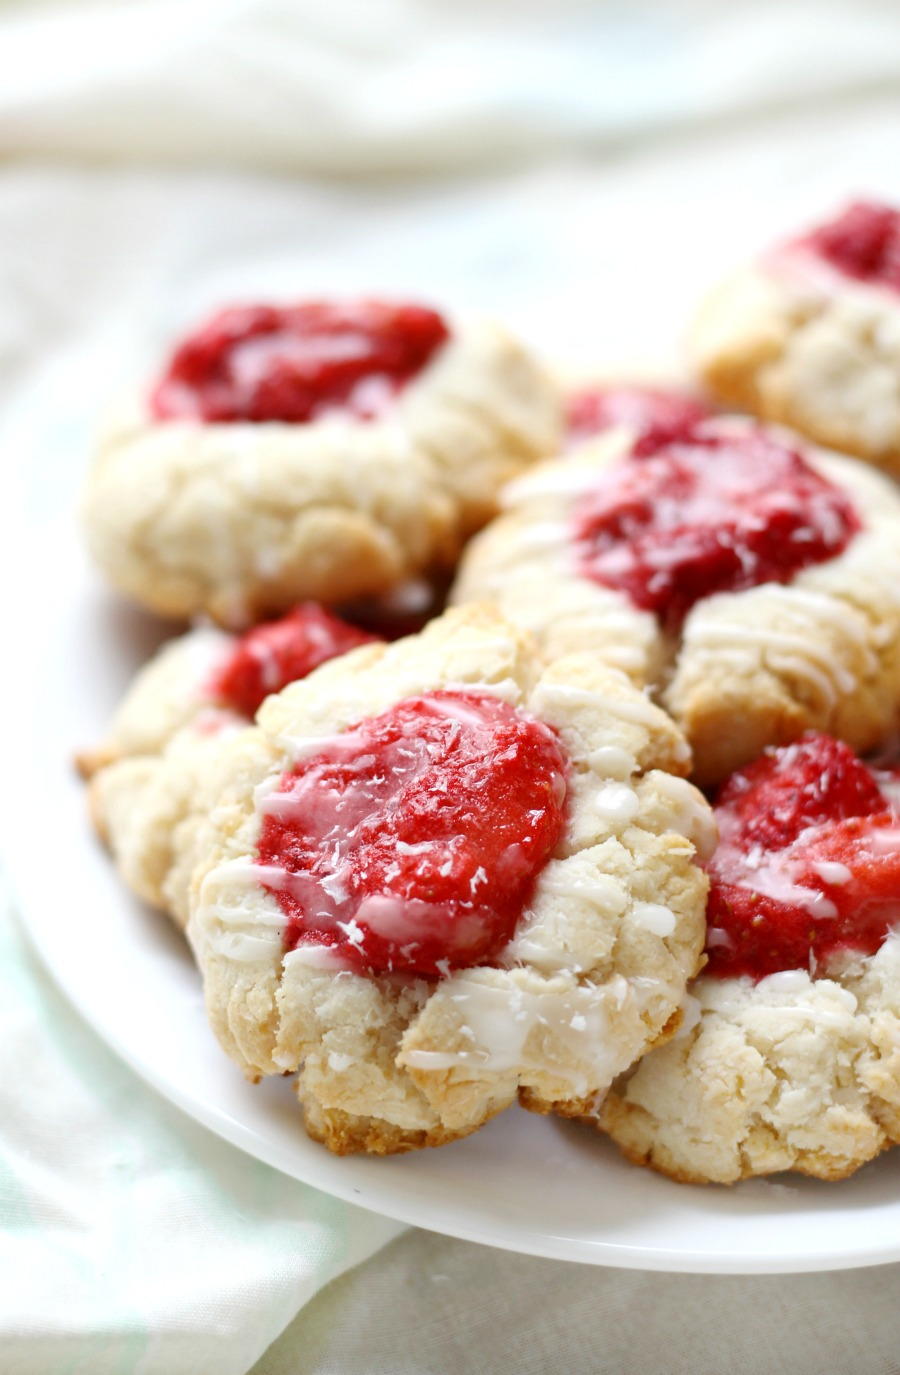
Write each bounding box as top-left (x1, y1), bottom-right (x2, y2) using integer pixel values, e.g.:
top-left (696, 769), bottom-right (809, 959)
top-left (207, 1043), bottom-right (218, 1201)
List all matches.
top-left (451, 423), bottom-right (900, 785)
top-left (186, 604), bottom-right (711, 1155)
top-left (691, 261), bottom-right (900, 476)
top-left (82, 324), bottom-right (561, 626)
top-left (599, 937), bottom-right (900, 1183)
top-left (78, 626), bottom-right (232, 777)
top-left (80, 626), bottom-right (237, 924)
top-left (84, 611), bottom-right (383, 924)
top-left (668, 450), bottom-right (900, 784)
top-left (450, 437), bottom-right (666, 686)
top-left (89, 712), bottom-right (247, 926)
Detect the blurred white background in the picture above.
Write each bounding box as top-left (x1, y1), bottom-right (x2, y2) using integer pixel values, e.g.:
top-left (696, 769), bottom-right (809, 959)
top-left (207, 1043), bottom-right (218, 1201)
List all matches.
top-left (6, 0), bottom-right (900, 530)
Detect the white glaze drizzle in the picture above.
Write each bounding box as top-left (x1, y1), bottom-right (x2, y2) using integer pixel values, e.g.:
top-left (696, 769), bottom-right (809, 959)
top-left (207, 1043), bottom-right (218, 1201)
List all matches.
top-left (591, 780), bottom-right (641, 827)
top-left (631, 902), bottom-right (677, 937)
top-left (586, 745), bottom-right (636, 779)
top-left (532, 681), bottom-right (662, 729)
top-left (402, 970), bottom-right (656, 1095)
top-left (646, 771), bottom-right (718, 860)
top-left (685, 621), bottom-right (857, 701)
top-left (812, 861), bottom-right (853, 886)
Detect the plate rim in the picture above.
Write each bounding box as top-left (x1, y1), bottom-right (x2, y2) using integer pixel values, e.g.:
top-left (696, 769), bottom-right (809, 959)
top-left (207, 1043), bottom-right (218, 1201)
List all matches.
top-left (12, 885), bottom-right (900, 1275)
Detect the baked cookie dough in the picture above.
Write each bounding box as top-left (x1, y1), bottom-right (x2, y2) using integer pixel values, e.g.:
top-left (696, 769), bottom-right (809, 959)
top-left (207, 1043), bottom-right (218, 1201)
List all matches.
top-left (82, 300), bottom-right (561, 625)
top-left (692, 199), bottom-right (900, 475)
top-left (599, 733), bottom-right (900, 1183)
top-left (452, 415), bottom-right (900, 785)
top-left (185, 604), bottom-right (712, 1154)
top-left (83, 604), bottom-right (375, 925)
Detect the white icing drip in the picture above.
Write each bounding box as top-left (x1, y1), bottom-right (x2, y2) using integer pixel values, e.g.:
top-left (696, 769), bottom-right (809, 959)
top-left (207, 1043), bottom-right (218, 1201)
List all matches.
top-left (587, 745), bottom-right (636, 779)
top-left (401, 1050), bottom-right (471, 1070)
top-left (757, 969), bottom-right (811, 995)
top-left (591, 781), bottom-right (640, 826)
top-left (441, 676), bottom-right (523, 705)
top-left (210, 931), bottom-right (280, 962)
top-left (672, 992), bottom-right (702, 1039)
top-left (200, 859), bottom-right (289, 914)
top-left (276, 730), bottom-right (353, 763)
top-left (502, 936), bottom-right (582, 975)
top-left (631, 902), bottom-right (676, 937)
top-left (773, 588), bottom-right (876, 669)
top-left (683, 585), bottom-right (877, 710)
top-left (533, 681), bottom-right (662, 729)
top-left (354, 894), bottom-right (423, 942)
top-left (403, 971), bottom-right (649, 1094)
top-left (187, 625), bottom-right (236, 675)
top-left (812, 861), bottom-right (853, 886)
top-left (750, 1002), bottom-right (858, 1029)
top-left (687, 621), bottom-right (857, 699)
top-left (503, 463), bottom-right (600, 504)
top-left (647, 772), bottom-right (718, 860)
top-left (870, 826), bottom-right (900, 854)
top-left (728, 847), bottom-right (838, 920)
top-left (197, 858), bottom-right (288, 962)
top-left (530, 866), bottom-right (627, 910)
top-left (874, 772), bottom-right (900, 810)
top-left (505, 522), bottom-right (569, 556)
top-left (283, 943), bottom-right (347, 971)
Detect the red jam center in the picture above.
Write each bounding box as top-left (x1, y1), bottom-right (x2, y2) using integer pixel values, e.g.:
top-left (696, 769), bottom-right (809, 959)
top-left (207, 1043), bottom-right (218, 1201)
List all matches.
top-left (256, 691), bottom-right (568, 977)
top-left (571, 422), bottom-right (860, 630)
top-left (800, 200), bottom-right (900, 292)
top-left (566, 385), bottom-right (711, 449)
top-left (705, 734), bottom-right (900, 980)
top-left (150, 300), bottom-right (450, 423)
top-left (210, 604), bottom-right (377, 717)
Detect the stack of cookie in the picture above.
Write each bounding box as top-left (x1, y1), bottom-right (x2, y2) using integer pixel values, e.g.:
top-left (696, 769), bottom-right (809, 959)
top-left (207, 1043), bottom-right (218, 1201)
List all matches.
top-left (79, 207), bottom-right (900, 1182)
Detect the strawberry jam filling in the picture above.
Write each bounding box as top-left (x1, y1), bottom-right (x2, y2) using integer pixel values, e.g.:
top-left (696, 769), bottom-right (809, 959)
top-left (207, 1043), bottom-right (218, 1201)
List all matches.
top-left (210, 604), bottom-right (377, 717)
top-left (150, 300), bottom-right (450, 423)
top-left (571, 422), bottom-right (860, 630)
top-left (256, 691), bottom-right (568, 977)
top-left (704, 734), bottom-right (900, 980)
top-left (799, 200), bottom-right (900, 293)
top-left (566, 385), bottom-right (711, 449)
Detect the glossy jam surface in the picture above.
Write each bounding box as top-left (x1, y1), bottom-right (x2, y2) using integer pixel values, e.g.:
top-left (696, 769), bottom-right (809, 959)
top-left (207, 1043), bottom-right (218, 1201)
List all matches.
top-left (571, 423), bottom-right (860, 630)
top-left (801, 200), bottom-right (900, 292)
top-left (705, 734), bottom-right (900, 979)
top-left (566, 385), bottom-right (711, 449)
top-left (210, 604), bottom-right (377, 717)
top-left (256, 691), bottom-right (568, 977)
top-left (150, 300), bottom-right (450, 423)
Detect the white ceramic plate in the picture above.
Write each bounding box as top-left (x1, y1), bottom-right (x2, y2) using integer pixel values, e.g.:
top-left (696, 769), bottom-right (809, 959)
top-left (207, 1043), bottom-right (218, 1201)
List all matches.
top-left (9, 520), bottom-right (900, 1274)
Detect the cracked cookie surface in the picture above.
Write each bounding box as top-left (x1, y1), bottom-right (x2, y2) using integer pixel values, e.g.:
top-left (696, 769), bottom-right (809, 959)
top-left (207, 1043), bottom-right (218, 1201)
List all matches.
top-left (691, 201), bottom-right (900, 476)
top-left (452, 416), bottom-right (900, 785)
top-left (185, 604), bottom-right (712, 1154)
top-left (83, 304), bottom-right (561, 625)
top-left (83, 605), bottom-right (375, 926)
top-left (599, 736), bottom-right (900, 1183)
